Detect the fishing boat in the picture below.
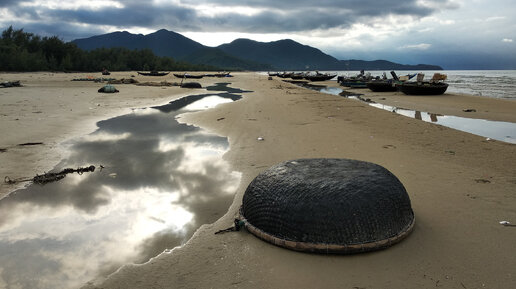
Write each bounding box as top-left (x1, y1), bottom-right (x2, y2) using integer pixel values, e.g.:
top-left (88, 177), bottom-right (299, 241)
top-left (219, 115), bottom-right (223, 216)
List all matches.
top-left (397, 82), bottom-right (449, 95)
top-left (205, 72), bottom-right (232, 77)
top-left (304, 72), bottom-right (336, 81)
top-left (173, 73), bottom-right (204, 79)
top-left (290, 73), bottom-right (306, 80)
top-left (366, 80), bottom-right (398, 92)
top-left (137, 71), bottom-right (170, 76)
top-left (397, 73), bottom-right (448, 95)
top-left (338, 70), bottom-right (372, 87)
top-left (339, 78), bottom-right (369, 88)
top-left (277, 72), bottom-right (293, 78)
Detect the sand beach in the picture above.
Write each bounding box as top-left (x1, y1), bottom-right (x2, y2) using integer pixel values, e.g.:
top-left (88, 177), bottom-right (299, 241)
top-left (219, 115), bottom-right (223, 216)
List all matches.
top-left (1, 72), bottom-right (515, 289)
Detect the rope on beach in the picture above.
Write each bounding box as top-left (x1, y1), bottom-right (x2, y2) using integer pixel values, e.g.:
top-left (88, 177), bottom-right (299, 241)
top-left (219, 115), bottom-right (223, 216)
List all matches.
top-left (215, 219), bottom-right (245, 234)
top-left (4, 165), bottom-right (97, 185)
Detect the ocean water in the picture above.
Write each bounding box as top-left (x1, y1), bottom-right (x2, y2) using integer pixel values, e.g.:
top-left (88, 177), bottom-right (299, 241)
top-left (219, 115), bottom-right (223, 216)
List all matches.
top-left (326, 70), bottom-right (516, 99)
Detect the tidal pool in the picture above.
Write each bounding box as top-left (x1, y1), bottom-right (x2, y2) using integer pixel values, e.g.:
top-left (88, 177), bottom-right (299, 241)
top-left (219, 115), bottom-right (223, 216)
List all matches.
top-left (0, 85), bottom-right (246, 289)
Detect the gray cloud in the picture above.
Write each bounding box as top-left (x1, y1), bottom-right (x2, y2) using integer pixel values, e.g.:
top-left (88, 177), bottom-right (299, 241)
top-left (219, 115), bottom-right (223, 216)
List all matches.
top-left (0, 0), bottom-right (17, 7)
top-left (1, 0), bottom-right (456, 38)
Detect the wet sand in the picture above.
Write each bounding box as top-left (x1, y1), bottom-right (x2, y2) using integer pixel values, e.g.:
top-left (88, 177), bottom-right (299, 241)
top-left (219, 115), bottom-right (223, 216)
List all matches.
top-left (1, 72), bottom-right (516, 289)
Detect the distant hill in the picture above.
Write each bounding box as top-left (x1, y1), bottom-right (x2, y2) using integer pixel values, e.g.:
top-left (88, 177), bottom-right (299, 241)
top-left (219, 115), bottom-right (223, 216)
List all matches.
top-left (72, 29), bottom-right (442, 71)
top-left (338, 59), bottom-right (443, 71)
top-left (72, 29), bottom-right (205, 59)
top-left (218, 38), bottom-right (442, 71)
top-left (217, 38), bottom-right (342, 70)
top-left (181, 47), bottom-right (273, 71)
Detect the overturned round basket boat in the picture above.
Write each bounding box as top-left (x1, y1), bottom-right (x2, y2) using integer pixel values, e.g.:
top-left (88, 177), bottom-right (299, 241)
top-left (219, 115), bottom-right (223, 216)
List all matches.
top-left (239, 158), bottom-right (415, 254)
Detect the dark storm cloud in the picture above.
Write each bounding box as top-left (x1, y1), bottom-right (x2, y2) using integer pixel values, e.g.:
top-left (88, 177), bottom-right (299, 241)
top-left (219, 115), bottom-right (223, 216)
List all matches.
top-left (45, 3), bottom-right (198, 29)
top-left (2, 20), bottom-right (107, 40)
top-left (2, 0), bottom-right (456, 38)
top-left (0, 0), bottom-right (17, 7)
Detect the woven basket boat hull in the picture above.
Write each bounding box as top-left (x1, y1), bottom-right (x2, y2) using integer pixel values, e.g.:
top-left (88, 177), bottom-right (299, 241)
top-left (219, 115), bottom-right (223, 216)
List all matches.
top-left (240, 158), bottom-right (415, 254)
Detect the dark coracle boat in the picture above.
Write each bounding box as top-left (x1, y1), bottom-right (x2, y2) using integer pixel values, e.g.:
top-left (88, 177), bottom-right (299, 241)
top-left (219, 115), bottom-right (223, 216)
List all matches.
top-left (397, 82), bottom-right (449, 95)
top-left (137, 71), bottom-right (170, 76)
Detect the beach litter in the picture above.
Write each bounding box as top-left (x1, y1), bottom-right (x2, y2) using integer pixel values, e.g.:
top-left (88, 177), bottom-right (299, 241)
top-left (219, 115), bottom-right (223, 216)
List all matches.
top-left (499, 221), bottom-right (515, 227)
top-left (257, 137), bottom-right (265, 141)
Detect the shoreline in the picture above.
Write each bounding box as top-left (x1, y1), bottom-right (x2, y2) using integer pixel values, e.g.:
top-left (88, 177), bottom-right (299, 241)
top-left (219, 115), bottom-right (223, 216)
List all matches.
top-left (1, 72), bottom-right (515, 289)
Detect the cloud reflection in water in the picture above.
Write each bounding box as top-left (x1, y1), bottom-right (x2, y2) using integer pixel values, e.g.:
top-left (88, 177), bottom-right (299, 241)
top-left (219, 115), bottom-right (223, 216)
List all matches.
top-left (0, 88), bottom-right (245, 289)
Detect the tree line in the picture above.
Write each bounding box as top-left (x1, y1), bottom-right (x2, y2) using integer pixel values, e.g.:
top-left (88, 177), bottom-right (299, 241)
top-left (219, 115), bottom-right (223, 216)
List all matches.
top-left (0, 26), bottom-right (218, 72)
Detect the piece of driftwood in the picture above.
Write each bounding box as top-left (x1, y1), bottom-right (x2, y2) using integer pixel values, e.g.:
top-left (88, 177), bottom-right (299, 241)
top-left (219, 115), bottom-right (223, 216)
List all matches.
top-left (5, 165), bottom-right (96, 185)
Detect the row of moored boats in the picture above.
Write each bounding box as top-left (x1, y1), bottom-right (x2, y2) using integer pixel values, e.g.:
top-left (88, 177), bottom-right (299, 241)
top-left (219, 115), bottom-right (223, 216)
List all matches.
top-left (339, 71), bottom-right (448, 95)
top-left (269, 70), bottom-right (449, 95)
top-left (268, 71), bottom-right (337, 82)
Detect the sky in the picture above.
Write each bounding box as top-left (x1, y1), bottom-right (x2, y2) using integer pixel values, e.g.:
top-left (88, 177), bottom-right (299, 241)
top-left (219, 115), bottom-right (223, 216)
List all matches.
top-left (1, 0), bottom-right (515, 69)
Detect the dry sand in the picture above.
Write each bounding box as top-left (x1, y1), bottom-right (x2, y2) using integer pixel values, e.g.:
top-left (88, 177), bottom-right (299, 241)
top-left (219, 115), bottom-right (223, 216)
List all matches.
top-left (1, 72), bottom-right (515, 289)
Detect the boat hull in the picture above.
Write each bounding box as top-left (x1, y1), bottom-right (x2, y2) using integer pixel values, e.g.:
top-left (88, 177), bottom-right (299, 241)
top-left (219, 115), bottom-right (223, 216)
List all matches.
top-left (366, 81), bottom-right (398, 92)
top-left (397, 82), bottom-right (448, 95)
top-left (137, 72), bottom-right (170, 76)
top-left (173, 73), bottom-right (204, 79)
top-left (304, 74), bottom-right (336, 81)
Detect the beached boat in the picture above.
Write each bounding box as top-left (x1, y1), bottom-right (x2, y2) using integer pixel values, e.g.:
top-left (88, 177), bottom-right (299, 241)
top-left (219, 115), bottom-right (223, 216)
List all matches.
top-left (366, 80), bottom-right (398, 92)
top-left (277, 72), bottom-right (293, 78)
top-left (304, 73), bottom-right (336, 81)
top-left (397, 82), bottom-right (449, 95)
top-left (397, 73), bottom-right (448, 95)
top-left (347, 82), bottom-right (369, 88)
top-left (338, 70), bottom-right (372, 87)
top-left (137, 71), bottom-right (169, 76)
top-left (204, 72), bottom-right (232, 77)
top-left (339, 78), bottom-right (369, 88)
top-left (173, 73), bottom-right (204, 79)
top-left (290, 73), bottom-right (306, 80)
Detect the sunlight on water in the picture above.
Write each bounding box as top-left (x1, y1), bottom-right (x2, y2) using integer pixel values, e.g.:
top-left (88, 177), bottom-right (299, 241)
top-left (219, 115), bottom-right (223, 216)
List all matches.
top-left (0, 85), bottom-right (247, 289)
top-left (182, 95), bottom-right (234, 111)
top-left (369, 103), bottom-right (516, 144)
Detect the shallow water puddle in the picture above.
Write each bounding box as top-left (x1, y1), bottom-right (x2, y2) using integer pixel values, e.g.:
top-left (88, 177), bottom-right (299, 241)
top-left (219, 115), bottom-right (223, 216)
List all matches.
top-left (0, 85), bottom-right (246, 289)
top-left (369, 103), bottom-right (516, 144)
top-left (295, 82), bottom-right (516, 144)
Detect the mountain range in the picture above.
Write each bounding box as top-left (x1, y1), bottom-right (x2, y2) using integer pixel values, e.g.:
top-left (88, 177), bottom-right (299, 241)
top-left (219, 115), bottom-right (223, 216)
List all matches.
top-left (72, 29), bottom-right (442, 71)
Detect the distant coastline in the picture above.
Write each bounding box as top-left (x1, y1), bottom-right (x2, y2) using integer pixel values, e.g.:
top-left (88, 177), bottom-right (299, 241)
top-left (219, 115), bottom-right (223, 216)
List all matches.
top-left (72, 29), bottom-right (443, 71)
